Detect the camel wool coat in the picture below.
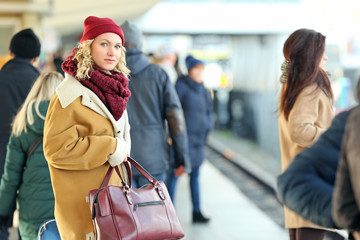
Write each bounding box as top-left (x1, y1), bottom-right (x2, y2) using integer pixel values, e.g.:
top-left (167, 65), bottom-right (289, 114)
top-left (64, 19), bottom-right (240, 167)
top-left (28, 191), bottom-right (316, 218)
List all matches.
top-left (278, 84), bottom-right (334, 229)
top-left (44, 74), bottom-right (130, 240)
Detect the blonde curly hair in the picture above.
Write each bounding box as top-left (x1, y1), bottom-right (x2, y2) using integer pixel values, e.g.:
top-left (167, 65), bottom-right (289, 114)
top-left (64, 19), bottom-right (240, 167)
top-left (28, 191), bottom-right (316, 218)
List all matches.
top-left (73, 39), bottom-right (130, 80)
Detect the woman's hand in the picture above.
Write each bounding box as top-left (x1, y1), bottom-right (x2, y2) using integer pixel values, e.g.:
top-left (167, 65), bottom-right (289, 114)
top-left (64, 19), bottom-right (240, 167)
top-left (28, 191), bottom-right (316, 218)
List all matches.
top-left (108, 137), bottom-right (130, 167)
top-left (108, 117), bottom-right (131, 167)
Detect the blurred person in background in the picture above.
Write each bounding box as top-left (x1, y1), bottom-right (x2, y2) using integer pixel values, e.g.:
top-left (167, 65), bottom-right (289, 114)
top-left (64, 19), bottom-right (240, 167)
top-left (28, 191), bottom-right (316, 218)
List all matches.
top-left (277, 79), bottom-right (360, 240)
top-left (0, 28), bottom-right (41, 240)
top-left (278, 28), bottom-right (334, 240)
top-left (0, 71), bottom-right (62, 240)
top-left (43, 16), bottom-right (131, 239)
top-left (53, 48), bottom-right (65, 76)
top-left (167, 55), bottom-right (213, 223)
top-left (155, 43), bottom-right (178, 84)
top-left (154, 43), bottom-right (183, 191)
top-left (174, 53), bottom-right (183, 80)
top-left (120, 20), bottom-right (190, 188)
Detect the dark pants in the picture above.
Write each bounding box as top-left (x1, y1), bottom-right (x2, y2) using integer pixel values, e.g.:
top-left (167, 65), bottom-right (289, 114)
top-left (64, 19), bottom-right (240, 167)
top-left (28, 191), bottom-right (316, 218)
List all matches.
top-left (0, 226), bottom-right (9, 240)
top-left (0, 201), bottom-right (17, 240)
top-left (289, 228), bottom-right (326, 240)
top-left (166, 166), bottom-right (201, 212)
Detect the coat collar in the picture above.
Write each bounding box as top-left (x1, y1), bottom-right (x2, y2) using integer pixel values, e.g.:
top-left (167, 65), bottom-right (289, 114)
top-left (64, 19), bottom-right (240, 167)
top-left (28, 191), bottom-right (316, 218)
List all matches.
top-left (56, 73), bottom-right (125, 134)
top-left (179, 75), bottom-right (203, 92)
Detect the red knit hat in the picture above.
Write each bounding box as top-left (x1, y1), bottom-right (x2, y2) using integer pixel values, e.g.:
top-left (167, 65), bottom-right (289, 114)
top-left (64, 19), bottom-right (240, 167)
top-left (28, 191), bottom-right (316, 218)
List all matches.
top-left (80, 16), bottom-right (125, 45)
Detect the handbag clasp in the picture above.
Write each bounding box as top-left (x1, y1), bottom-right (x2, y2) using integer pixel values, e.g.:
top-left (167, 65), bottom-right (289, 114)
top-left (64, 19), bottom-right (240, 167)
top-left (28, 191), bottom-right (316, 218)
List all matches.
top-left (155, 183), bottom-right (166, 200)
top-left (124, 186), bottom-right (133, 205)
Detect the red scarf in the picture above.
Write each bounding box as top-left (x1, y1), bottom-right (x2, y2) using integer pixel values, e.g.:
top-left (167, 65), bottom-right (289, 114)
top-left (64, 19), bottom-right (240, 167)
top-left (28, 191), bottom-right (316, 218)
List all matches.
top-left (62, 48), bottom-right (131, 121)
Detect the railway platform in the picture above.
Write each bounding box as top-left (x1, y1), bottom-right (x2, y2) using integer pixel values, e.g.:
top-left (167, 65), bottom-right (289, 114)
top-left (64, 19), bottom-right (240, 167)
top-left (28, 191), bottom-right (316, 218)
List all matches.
top-left (174, 161), bottom-right (288, 240)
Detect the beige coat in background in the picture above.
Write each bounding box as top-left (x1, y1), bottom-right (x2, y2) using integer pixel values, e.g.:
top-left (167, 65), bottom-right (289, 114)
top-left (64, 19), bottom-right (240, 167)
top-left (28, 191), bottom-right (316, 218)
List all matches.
top-left (278, 84), bottom-right (334, 229)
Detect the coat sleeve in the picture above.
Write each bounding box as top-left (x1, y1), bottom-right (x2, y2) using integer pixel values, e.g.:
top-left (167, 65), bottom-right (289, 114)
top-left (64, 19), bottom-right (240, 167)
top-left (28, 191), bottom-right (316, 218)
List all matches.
top-left (43, 96), bottom-right (117, 171)
top-left (277, 111), bottom-right (350, 229)
top-left (0, 135), bottom-right (25, 216)
top-left (288, 87), bottom-right (327, 148)
top-left (164, 77), bottom-right (191, 171)
top-left (333, 108), bottom-right (360, 232)
top-left (205, 88), bottom-right (214, 137)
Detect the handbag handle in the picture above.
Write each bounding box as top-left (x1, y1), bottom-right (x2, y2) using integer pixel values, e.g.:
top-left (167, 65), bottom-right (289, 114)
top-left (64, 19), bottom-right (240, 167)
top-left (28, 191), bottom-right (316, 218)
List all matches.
top-left (101, 156), bottom-right (159, 188)
top-left (97, 156), bottom-right (166, 206)
top-left (127, 156), bottom-right (158, 185)
top-left (100, 160), bottom-right (132, 189)
top-left (121, 157), bottom-right (166, 201)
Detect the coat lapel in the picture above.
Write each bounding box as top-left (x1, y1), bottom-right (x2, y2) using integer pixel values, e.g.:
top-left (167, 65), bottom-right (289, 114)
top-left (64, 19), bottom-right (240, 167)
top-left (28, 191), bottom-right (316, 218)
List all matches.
top-left (56, 74), bottom-right (124, 134)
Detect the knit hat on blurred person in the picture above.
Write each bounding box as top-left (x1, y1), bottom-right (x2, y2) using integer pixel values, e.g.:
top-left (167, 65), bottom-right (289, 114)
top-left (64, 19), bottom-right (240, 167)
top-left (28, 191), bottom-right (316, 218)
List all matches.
top-left (80, 16), bottom-right (124, 45)
top-left (155, 43), bottom-right (176, 59)
top-left (186, 55), bottom-right (204, 72)
top-left (10, 28), bottom-right (41, 59)
top-left (120, 20), bottom-right (143, 50)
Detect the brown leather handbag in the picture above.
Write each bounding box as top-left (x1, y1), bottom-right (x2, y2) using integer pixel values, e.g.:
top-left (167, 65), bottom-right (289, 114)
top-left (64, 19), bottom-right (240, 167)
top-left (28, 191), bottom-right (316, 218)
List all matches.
top-left (88, 156), bottom-right (185, 240)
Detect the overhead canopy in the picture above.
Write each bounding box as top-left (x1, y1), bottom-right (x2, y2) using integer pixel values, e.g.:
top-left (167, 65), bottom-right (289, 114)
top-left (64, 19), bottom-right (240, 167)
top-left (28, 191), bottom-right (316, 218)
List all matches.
top-left (0, 0), bottom-right (162, 37)
top-left (136, 1), bottom-right (304, 35)
top-left (43, 0), bottom-right (162, 36)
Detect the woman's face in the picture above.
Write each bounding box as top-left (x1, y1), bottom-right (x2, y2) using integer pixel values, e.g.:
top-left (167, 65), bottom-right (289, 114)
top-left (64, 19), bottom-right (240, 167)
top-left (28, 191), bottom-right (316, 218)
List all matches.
top-left (91, 32), bottom-right (122, 72)
top-left (319, 52), bottom-right (328, 69)
top-left (189, 64), bottom-right (205, 83)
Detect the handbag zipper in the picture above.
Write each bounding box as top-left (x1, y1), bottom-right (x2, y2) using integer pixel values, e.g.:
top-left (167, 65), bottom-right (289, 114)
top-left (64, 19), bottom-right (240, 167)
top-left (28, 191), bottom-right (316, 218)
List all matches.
top-left (133, 201), bottom-right (165, 211)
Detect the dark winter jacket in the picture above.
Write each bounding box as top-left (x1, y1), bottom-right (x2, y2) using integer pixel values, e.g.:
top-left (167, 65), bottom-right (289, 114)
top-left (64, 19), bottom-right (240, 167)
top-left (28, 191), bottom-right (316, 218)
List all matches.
top-left (125, 48), bottom-right (190, 176)
top-left (333, 106), bottom-right (360, 232)
top-left (0, 58), bottom-right (39, 176)
top-left (277, 109), bottom-right (351, 228)
top-left (0, 101), bottom-right (55, 239)
top-left (175, 75), bottom-right (213, 169)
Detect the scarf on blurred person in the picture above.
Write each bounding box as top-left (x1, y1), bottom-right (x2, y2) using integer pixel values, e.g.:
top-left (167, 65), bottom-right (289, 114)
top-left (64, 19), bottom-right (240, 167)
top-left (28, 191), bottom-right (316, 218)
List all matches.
top-left (62, 47), bottom-right (131, 121)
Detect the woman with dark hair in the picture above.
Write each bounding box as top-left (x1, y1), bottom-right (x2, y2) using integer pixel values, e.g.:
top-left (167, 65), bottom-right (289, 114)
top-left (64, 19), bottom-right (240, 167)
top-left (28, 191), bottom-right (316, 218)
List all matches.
top-left (278, 28), bottom-right (335, 240)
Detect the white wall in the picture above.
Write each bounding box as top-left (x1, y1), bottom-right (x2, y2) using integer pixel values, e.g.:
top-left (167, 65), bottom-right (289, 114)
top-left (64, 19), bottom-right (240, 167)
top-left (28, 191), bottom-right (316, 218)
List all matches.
top-left (230, 34), bottom-right (287, 92)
